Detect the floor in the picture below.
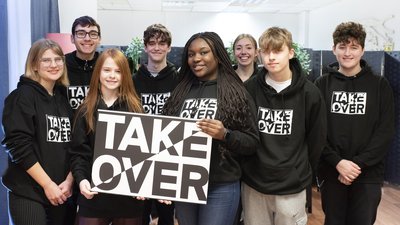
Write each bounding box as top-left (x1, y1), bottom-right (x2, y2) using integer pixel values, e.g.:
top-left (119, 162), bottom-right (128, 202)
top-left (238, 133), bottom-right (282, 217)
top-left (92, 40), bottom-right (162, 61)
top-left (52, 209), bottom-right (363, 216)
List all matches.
top-left (149, 184), bottom-right (400, 225)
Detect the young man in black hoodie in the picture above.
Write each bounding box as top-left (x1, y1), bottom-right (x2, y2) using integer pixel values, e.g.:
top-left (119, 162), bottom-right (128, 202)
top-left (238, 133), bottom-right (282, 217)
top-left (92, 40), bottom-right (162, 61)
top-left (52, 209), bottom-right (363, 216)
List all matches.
top-left (314, 22), bottom-right (395, 225)
top-left (132, 23), bottom-right (180, 225)
top-left (65, 15), bottom-right (101, 110)
top-left (241, 27), bottom-right (327, 225)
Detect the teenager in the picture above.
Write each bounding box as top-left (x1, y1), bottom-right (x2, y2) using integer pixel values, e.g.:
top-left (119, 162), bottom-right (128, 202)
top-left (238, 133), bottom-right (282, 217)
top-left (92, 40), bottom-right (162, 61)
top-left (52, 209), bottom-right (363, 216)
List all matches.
top-left (65, 15), bottom-right (101, 110)
top-left (70, 48), bottom-right (145, 225)
top-left (2, 39), bottom-right (74, 225)
top-left (132, 23), bottom-right (179, 225)
top-left (233, 33), bottom-right (260, 82)
top-left (241, 27), bottom-right (327, 225)
top-left (163, 31), bottom-right (259, 225)
top-left (315, 21), bottom-right (395, 225)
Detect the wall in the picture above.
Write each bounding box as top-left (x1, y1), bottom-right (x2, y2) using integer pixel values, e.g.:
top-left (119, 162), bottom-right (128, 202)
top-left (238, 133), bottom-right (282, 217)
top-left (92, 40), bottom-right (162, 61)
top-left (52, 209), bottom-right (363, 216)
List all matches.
top-left (308, 0), bottom-right (400, 50)
top-left (97, 10), bottom-right (300, 47)
top-left (58, 0), bottom-right (97, 34)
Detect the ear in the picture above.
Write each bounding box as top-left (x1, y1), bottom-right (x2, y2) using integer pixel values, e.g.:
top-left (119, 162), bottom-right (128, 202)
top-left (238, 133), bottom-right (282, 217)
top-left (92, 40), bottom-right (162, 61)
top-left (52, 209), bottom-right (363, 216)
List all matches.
top-left (288, 47), bottom-right (295, 59)
top-left (70, 34), bottom-right (75, 44)
top-left (167, 45), bottom-right (172, 53)
top-left (332, 45), bottom-right (337, 56)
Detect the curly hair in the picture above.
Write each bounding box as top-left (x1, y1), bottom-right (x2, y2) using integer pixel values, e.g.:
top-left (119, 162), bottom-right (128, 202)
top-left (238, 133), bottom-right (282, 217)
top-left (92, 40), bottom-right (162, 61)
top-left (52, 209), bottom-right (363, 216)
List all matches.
top-left (163, 31), bottom-right (253, 135)
top-left (143, 23), bottom-right (172, 47)
top-left (333, 21), bottom-right (366, 48)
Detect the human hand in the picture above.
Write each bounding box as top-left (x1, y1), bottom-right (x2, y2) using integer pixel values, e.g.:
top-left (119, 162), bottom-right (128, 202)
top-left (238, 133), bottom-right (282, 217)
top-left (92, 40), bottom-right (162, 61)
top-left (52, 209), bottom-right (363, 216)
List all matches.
top-left (196, 119), bottom-right (225, 140)
top-left (338, 174), bottom-right (352, 185)
top-left (79, 179), bottom-right (98, 199)
top-left (336, 159), bottom-right (361, 183)
top-left (158, 199), bottom-right (172, 205)
top-left (43, 180), bottom-right (68, 206)
top-left (135, 196), bottom-right (146, 201)
top-left (58, 173), bottom-right (74, 198)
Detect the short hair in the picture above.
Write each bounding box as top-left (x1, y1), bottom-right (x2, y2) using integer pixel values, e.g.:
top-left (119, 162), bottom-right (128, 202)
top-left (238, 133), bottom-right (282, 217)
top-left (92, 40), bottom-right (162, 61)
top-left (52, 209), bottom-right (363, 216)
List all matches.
top-left (71, 15), bottom-right (101, 37)
top-left (233, 33), bottom-right (258, 50)
top-left (143, 24), bottom-right (172, 46)
top-left (258, 27), bottom-right (293, 52)
top-left (333, 21), bottom-right (366, 48)
top-left (25, 39), bottom-right (69, 86)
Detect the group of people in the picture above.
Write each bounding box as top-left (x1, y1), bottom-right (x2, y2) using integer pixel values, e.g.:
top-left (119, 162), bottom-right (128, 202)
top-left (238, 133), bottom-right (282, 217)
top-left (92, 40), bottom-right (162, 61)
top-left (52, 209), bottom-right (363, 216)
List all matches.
top-left (1, 14), bottom-right (395, 225)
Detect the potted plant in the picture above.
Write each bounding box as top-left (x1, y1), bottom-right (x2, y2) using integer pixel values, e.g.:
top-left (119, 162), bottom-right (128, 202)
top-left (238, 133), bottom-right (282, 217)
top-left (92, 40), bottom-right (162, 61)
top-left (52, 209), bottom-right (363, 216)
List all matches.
top-left (124, 37), bottom-right (144, 73)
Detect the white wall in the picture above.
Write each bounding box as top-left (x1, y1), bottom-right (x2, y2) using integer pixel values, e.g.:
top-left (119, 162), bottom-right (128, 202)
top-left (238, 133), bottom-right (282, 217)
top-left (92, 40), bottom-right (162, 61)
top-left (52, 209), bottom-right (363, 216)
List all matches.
top-left (58, 0), bottom-right (400, 50)
top-left (58, 0), bottom-right (97, 35)
top-left (97, 10), bottom-right (301, 47)
top-left (309, 0), bottom-right (400, 50)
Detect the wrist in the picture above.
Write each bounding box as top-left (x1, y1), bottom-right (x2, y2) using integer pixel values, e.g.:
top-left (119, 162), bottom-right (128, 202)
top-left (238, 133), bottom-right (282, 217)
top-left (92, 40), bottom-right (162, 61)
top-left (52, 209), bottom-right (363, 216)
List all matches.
top-left (223, 128), bottom-right (231, 141)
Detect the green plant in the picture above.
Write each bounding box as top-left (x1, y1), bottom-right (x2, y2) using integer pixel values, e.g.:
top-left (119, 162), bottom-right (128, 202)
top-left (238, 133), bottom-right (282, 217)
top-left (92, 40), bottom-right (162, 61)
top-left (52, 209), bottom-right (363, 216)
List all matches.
top-left (226, 41), bottom-right (236, 65)
top-left (124, 37), bottom-right (144, 72)
top-left (292, 42), bottom-right (311, 75)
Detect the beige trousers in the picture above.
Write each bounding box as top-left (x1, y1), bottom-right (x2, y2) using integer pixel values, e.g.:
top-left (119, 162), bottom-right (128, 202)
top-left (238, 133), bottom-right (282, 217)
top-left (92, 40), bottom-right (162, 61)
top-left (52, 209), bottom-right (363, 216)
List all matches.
top-left (241, 182), bottom-right (307, 225)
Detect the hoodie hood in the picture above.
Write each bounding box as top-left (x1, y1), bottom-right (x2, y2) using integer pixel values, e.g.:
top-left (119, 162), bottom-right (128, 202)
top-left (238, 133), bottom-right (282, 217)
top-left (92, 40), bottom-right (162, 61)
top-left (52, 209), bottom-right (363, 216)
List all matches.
top-left (326, 59), bottom-right (370, 80)
top-left (137, 61), bottom-right (178, 81)
top-left (17, 75), bottom-right (53, 100)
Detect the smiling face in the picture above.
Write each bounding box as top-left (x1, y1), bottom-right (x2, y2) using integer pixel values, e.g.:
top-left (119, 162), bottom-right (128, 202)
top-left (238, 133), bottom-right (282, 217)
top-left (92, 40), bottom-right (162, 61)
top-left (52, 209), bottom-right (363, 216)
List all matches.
top-left (71, 24), bottom-right (101, 60)
top-left (144, 36), bottom-right (171, 64)
top-left (234, 37), bottom-right (258, 68)
top-left (333, 38), bottom-right (364, 76)
top-left (36, 49), bottom-right (65, 91)
top-left (100, 57), bottom-right (122, 96)
top-left (187, 38), bottom-right (218, 81)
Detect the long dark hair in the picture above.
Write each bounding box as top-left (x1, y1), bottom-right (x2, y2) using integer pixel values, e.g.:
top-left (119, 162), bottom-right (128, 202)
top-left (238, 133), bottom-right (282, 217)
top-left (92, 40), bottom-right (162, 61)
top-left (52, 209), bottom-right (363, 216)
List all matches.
top-left (163, 31), bottom-right (252, 133)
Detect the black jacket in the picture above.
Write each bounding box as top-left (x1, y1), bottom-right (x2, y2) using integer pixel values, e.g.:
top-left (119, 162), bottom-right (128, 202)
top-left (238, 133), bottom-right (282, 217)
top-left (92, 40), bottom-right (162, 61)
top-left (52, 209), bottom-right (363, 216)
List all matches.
top-left (2, 76), bottom-right (73, 204)
top-left (70, 99), bottom-right (143, 217)
top-left (315, 60), bottom-right (395, 183)
top-left (133, 62), bottom-right (181, 115)
top-left (176, 79), bottom-right (259, 184)
top-left (65, 51), bottom-right (99, 109)
top-left (242, 58), bottom-right (327, 195)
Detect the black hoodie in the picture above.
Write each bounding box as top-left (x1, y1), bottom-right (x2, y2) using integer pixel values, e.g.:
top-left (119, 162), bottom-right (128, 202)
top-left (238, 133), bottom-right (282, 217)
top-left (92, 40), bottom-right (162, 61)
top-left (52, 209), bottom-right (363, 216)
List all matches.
top-left (314, 60), bottom-right (395, 183)
top-left (2, 76), bottom-right (73, 205)
top-left (133, 62), bottom-right (181, 115)
top-left (177, 79), bottom-right (259, 184)
top-left (242, 58), bottom-right (327, 195)
top-left (65, 50), bottom-right (99, 109)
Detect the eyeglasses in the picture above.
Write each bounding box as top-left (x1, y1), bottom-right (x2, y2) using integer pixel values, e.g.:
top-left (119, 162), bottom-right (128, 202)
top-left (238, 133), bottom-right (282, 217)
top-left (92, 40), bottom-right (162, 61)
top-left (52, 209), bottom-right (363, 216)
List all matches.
top-left (40, 57), bottom-right (64, 67)
top-left (75, 30), bottom-right (100, 39)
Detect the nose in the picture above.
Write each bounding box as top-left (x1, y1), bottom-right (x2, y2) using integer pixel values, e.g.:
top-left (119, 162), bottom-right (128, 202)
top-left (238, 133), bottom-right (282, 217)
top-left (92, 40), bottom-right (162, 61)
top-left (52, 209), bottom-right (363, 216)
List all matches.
top-left (84, 33), bottom-right (91, 40)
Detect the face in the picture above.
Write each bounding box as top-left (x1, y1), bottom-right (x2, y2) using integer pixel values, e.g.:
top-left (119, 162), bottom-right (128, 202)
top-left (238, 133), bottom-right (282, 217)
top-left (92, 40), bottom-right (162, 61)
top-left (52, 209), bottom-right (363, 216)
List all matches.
top-left (333, 38), bottom-right (364, 75)
top-left (234, 37), bottom-right (258, 68)
top-left (259, 44), bottom-right (294, 77)
top-left (144, 37), bottom-right (171, 63)
top-left (71, 24), bottom-right (101, 59)
top-left (187, 38), bottom-right (218, 81)
top-left (100, 57), bottom-right (122, 95)
top-left (37, 49), bottom-right (64, 88)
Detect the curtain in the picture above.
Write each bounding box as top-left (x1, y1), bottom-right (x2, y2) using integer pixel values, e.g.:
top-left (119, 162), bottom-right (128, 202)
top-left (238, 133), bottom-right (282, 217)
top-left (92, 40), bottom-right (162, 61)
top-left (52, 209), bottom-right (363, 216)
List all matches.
top-left (31, 0), bottom-right (60, 42)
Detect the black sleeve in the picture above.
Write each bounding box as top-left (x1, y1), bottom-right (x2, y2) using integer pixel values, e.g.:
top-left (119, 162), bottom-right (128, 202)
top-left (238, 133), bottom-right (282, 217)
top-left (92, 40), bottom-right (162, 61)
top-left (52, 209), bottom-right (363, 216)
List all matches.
top-left (1, 90), bottom-right (39, 170)
top-left (69, 112), bottom-right (94, 185)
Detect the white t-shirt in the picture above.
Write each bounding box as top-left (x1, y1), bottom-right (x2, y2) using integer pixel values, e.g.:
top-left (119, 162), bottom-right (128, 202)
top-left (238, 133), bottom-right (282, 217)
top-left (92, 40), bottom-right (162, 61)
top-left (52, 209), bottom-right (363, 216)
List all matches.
top-left (265, 75), bottom-right (292, 93)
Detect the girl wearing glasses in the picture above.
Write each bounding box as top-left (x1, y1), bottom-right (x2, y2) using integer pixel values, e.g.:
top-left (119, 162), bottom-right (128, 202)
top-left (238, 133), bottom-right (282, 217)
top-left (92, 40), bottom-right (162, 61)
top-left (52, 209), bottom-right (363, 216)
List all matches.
top-left (69, 48), bottom-right (145, 225)
top-left (2, 39), bottom-right (75, 225)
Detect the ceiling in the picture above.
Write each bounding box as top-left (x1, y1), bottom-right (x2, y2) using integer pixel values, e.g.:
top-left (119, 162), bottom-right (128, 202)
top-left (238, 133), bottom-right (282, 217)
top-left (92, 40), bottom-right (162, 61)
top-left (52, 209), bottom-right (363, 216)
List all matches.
top-left (97, 0), bottom-right (340, 14)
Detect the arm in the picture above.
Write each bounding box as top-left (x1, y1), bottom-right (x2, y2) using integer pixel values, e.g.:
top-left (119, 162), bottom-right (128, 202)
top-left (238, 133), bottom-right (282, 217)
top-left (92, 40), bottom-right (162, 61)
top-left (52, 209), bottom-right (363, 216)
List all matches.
top-left (352, 78), bottom-right (395, 169)
top-left (306, 85), bottom-right (327, 172)
top-left (26, 163), bottom-right (67, 205)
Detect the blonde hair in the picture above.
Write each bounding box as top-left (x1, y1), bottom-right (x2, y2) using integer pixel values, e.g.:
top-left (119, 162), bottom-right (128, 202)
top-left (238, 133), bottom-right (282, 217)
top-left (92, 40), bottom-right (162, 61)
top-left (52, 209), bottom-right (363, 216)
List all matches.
top-left (258, 27), bottom-right (293, 52)
top-left (25, 39), bottom-right (69, 86)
